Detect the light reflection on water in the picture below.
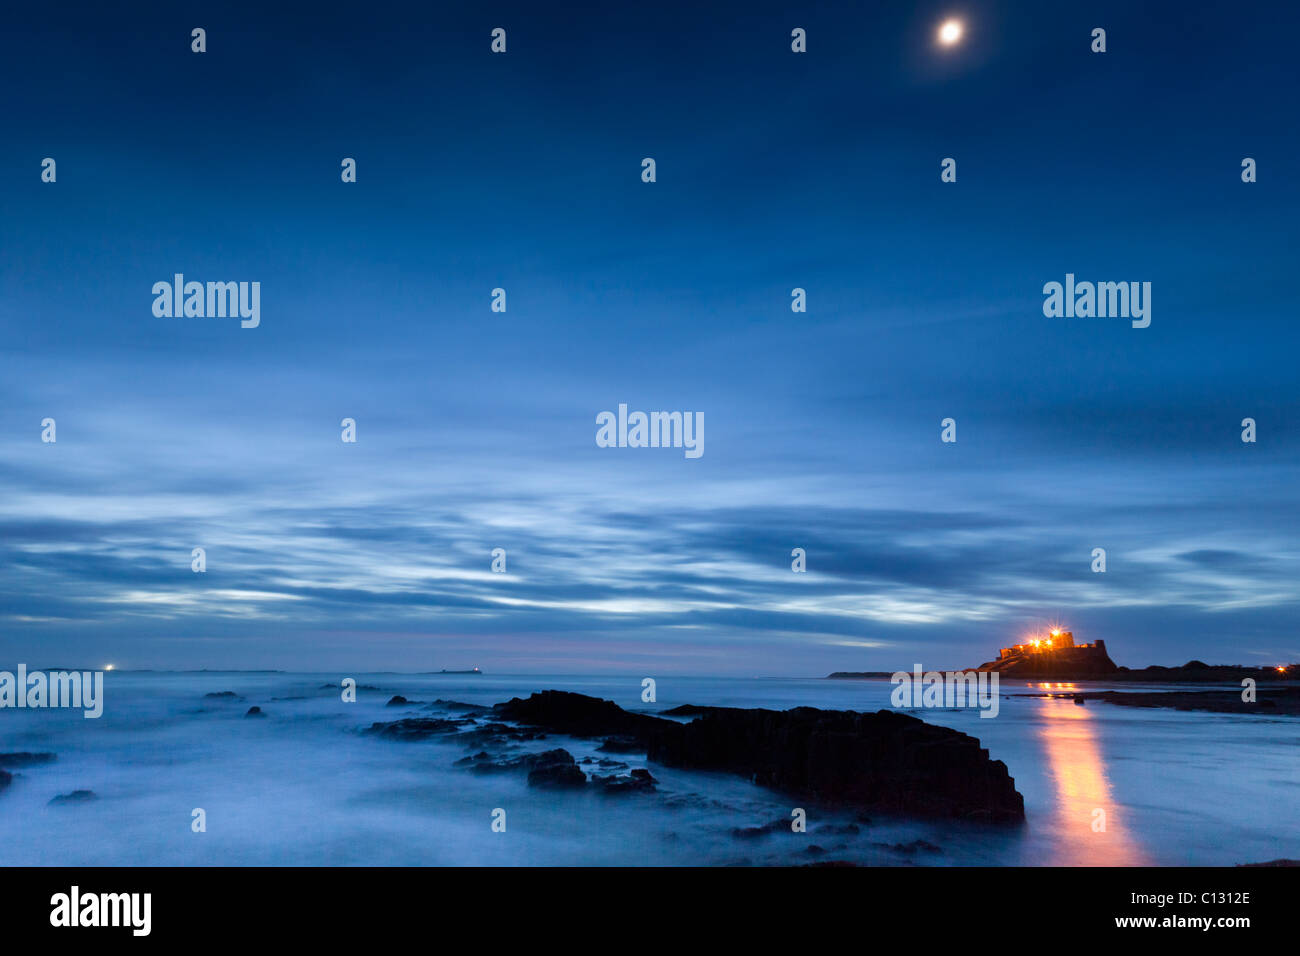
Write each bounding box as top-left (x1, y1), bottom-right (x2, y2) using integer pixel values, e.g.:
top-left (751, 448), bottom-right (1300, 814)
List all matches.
top-left (1035, 695), bottom-right (1146, 865)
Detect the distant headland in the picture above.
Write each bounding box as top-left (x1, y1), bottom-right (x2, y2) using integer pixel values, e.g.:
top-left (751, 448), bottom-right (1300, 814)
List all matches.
top-left (829, 629), bottom-right (1295, 683)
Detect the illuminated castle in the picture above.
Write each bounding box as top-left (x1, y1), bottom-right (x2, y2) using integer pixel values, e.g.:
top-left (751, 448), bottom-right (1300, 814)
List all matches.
top-left (998, 629), bottom-right (1094, 658)
top-left (976, 629), bottom-right (1118, 676)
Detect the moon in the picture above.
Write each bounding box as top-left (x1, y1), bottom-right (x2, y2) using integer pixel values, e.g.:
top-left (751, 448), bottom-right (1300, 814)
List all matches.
top-left (938, 19), bottom-right (964, 46)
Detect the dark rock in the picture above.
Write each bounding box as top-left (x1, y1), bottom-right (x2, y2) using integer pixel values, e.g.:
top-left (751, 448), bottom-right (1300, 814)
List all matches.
top-left (364, 717), bottom-right (468, 740)
top-left (204, 691), bottom-right (241, 699)
top-left (881, 839), bottom-right (942, 855)
top-left (661, 704), bottom-right (713, 717)
top-left (0, 770), bottom-right (11, 792)
top-left (816, 823), bottom-right (861, 835)
top-left (648, 704), bottom-right (1025, 822)
top-left (731, 820), bottom-right (789, 838)
top-left (1066, 686), bottom-right (1300, 716)
top-left (597, 736), bottom-right (644, 753)
top-left (0, 752), bottom-right (57, 769)
top-left (494, 691), bottom-right (665, 741)
top-left (244, 706), bottom-right (266, 718)
top-left (455, 722), bottom-right (543, 747)
top-left (1090, 662), bottom-right (1292, 683)
top-left (386, 695), bottom-right (412, 706)
top-left (452, 748), bottom-right (588, 787)
top-left (803, 860), bottom-right (859, 867)
top-left (1238, 859), bottom-right (1300, 867)
top-left (458, 748), bottom-right (590, 789)
top-left (492, 691), bottom-right (1025, 822)
top-left (592, 768), bottom-right (658, 794)
top-left (49, 790), bottom-right (97, 805)
top-left (431, 699), bottom-right (491, 715)
top-left (526, 750), bottom-right (587, 790)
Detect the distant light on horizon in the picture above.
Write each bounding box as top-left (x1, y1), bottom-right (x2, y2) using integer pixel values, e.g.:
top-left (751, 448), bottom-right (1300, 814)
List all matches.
top-left (938, 19), bottom-right (964, 46)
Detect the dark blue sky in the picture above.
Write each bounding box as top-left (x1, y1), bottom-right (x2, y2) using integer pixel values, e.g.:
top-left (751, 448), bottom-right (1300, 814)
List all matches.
top-left (2, 1), bottom-right (1297, 673)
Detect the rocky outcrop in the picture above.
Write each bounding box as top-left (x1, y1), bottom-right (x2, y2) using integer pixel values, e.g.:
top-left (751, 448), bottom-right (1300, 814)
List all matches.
top-left (245, 706), bottom-right (266, 718)
top-left (647, 703), bottom-right (1024, 822)
top-left (363, 691), bottom-right (1023, 821)
top-left (457, 748), bottom-right (588, 789)
top-left (494, 691), bottom-right (667, 740)
top-left (0, 752), bottom-right (56, 769)
top-left (491, 691), bottom-right (1024, 822)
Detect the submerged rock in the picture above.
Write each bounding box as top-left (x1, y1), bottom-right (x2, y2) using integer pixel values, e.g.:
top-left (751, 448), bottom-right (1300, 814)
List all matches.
top-left (458, 747), bottom-right (589, 789)
top-left (245, 706), bottom-right (266, 718)
top-left (0, 770), bottom-right (11, 792)
top-left (458, 747), bottom-right (587, 786)
top-left (731, 819), bottom-right (790, 839)
top-left (592, 768), bottom-right (657, 795)
top-left (364, 716), bottom-right (467, 740)
top-left (49, 790), bottom-right (97, 805)
top-left (878, 839), bottom-right (942, 855)
top-left (816, 823), bottom-right (861, 836)
top-left (430, 699), bottom-right (491, 715)
top-left (204, 691), bottom-right (241, 700)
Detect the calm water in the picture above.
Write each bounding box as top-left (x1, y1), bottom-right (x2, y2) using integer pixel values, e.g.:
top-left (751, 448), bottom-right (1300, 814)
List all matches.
top-left (0, 672), bottom-right (1295, 866)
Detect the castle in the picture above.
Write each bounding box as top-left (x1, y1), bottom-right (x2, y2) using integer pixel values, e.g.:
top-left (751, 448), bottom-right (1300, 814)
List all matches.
top-left (974, 629), bottom-right (1118, 677)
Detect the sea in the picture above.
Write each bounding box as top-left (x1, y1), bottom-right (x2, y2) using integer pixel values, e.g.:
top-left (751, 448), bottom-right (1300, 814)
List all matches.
top-left (1, 672), bottom-right (1295, 866)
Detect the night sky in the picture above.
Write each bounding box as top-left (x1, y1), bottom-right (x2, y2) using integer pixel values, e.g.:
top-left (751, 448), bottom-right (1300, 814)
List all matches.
top-left (2, 1), bottom-right (1296, 673)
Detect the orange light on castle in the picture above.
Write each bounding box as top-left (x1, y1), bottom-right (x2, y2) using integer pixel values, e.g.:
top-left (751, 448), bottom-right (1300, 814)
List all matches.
top-left (997, 627), bottom-right (1108, 663)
